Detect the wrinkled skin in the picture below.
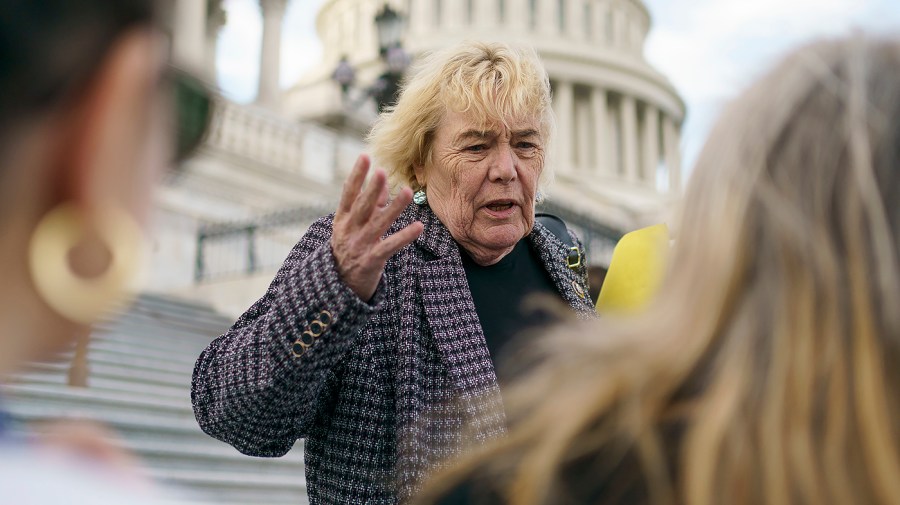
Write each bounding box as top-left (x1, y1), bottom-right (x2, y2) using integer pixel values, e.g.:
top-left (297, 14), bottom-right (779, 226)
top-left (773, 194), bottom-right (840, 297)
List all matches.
top-left (416, 110), bottom-right (546, 265)
top-left (331, 155), bottom-right (423, 301)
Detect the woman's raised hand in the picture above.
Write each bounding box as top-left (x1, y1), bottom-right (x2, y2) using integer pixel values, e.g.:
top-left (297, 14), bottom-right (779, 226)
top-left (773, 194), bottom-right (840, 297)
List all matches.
top-left (331, 155), bottom-right (424, 301)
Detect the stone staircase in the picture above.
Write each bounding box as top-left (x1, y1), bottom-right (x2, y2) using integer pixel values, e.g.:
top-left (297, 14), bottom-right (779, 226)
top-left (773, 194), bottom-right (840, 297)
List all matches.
top-left (1, 293), bottom-right (308, 504)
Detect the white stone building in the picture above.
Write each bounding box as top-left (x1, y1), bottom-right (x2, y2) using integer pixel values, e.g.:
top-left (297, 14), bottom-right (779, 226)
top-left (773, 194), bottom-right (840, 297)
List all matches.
top-left (2, 5), bottom-right (687, 503)
top-left (287, 0), bottom-right (686, 231)
top-left (155, 0), bottom-right (685, 316)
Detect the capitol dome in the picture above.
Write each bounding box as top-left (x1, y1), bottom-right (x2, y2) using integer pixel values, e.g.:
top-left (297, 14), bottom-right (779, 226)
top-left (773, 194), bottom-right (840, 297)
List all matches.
top-left (285, 0), bottom-right (685, 245)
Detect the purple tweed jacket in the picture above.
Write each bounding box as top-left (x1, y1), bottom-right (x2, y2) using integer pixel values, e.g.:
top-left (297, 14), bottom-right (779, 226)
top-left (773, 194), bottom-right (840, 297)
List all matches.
top-left (191, 203), bottom-right (595, 504)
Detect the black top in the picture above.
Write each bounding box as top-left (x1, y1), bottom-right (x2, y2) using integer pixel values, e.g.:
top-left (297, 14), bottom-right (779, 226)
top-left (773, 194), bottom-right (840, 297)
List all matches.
top-left (461, 238), bottom-right (563, 382)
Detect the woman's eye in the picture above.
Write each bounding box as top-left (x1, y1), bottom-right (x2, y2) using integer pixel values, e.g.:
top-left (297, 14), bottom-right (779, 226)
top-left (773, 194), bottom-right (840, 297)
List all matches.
top-left (465, 144), bottom-right (487, 152)
top-left (516, 142), bottom-right (537, 150)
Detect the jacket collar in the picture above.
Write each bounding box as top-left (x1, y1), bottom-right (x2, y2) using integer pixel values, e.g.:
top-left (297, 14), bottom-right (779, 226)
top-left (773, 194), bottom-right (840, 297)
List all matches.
top-left (409, 203), bottom-right (459, 259)
top-left (529, 222), bottom-right (596, 315)
top-left (408, 202), bottom-right (593, 313)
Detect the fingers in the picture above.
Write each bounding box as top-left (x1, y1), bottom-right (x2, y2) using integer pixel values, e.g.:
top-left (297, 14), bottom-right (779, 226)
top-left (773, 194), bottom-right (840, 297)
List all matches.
top-left (352, 168), bottom-right (388, 225)
top-left (377, 183), bottom-right (389, 208)
top-left (359, 187), bottom-right (413, 243)
top-left (338, 155), bottom-right (371, 214)
top-left (372, 221), bottom-right (424, 261)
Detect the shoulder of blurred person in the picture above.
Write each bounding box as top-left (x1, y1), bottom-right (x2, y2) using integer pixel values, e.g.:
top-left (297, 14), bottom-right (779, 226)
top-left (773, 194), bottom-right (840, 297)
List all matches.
top-left (0, 0), bottom-right (206, 503)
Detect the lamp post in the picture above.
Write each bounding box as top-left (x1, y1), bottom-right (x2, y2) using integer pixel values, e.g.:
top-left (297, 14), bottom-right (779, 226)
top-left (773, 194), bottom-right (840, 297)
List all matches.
top-left (332, 4), bottom-right (410, 113)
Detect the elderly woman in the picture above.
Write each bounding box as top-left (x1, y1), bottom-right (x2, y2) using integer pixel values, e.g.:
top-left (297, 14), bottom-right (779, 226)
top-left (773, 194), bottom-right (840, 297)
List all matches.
top-left (191, 41), bottom-right (594, 504)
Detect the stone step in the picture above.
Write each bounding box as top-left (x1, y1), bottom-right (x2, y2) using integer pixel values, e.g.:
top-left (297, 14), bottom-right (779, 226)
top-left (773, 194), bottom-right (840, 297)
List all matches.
top-left (6, 400), bottom-right (224, 447)
top-left (105, 317), bottom-right (228, 339)
top-left (88, 328), bottom-right (219, 363)
top-left (124, 438), bottom-right (304, 477)
top-left (24, 360), bottom-right (191, 390)
top-left (5, 292), bottom-right (309, 504)
top-left (13, 369), bottom-right (190, 402)
top-left (149, 469), bottom-right (307, 505)
top-left (129, 293), bottom-right (234, 326)
top-left (95, 321), bottom-right (224, 353)
top-left (4, 388), bottom-right (305, 456)
top-left (3, 383), bottom-right (192, 419)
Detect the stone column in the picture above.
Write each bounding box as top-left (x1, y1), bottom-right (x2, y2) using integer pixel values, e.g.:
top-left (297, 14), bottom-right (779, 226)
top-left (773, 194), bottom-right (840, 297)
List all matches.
top-left (641, 105), bottom-right (660, 185)
top-left (620, 94), bottom-right (639, 183)
top-left (591, 87), bottom-right (610, 175)
top-left (172, 0), bottom-right (207, 70)
top-left (443, 0), bottom-right (464, 30)
top-left (567, 0), bottom-right (584, 40)
top-left (538, 0), bottom-right (557, 36)
top-left (508, 0), bottom-right (529, 31)
top-left (359, 2), bottom-right (376, 61)
top-left (553, 80), bottom-right (574, 176)
top-left (205, 0), bottom-right (228, 84)
top-left (613, 6), bottom-right (626, 48)
top-left (575, 98), bottom-right (591, 173)
top-left (475, 0), bottom-right (498, 30)
top-left (256, 0), bottom-right (288, 109)
top-left (664, 116), bottom-right (682, 192)
top-left (410, 0), bottom-right (431, 35)
top-left (589, 0), bottom-right (603, 43)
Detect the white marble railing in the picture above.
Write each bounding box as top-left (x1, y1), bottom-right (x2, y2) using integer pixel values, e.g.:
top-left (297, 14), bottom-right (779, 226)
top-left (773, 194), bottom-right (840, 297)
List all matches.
top-left (204, 98), bottom-right (366, 185)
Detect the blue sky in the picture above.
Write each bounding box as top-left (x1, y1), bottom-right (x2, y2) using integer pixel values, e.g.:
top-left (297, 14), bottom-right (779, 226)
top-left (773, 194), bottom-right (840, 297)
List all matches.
top-left (217, 0), bottom-right (900, 175)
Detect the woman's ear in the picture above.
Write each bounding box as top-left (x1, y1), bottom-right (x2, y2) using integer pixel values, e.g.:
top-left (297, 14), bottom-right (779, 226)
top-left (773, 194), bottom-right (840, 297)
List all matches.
top-left (413, 163), bottom-right (426, 188)
top-left (57, 29), bottom-right (166, 216)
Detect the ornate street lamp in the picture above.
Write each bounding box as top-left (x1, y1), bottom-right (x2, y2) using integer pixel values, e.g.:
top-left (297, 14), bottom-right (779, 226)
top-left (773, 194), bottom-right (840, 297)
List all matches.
top-left (332, 4), bottom-right (410, 114)
top-left (374, 4), bottom-right (405, 56)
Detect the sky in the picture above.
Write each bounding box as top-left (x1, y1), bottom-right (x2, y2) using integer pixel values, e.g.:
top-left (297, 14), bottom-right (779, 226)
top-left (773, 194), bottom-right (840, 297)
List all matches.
top-left (217, 0), bottom-right (900, 175)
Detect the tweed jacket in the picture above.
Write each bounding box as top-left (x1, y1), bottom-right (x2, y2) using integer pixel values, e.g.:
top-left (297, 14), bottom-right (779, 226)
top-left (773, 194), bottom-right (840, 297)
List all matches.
top-left (191, 203), bottom-right (595, 504)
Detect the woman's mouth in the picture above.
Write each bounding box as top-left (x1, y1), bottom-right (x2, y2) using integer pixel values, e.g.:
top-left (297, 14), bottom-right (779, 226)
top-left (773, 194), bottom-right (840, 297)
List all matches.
top-left (487, 202), bottom-right (513, 211)
top-left (483, 201), bottom-right (517, 218)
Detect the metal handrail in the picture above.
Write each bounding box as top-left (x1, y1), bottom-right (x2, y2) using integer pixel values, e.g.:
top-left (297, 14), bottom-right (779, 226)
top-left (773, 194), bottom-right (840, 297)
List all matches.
top-left (195, 203), bottom-right (335, 282)
top-left (194, 201), bottom-right (622, 283)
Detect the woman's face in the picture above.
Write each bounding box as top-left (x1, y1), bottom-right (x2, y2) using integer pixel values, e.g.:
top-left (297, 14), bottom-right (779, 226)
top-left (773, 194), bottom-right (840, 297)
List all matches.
top-left (419, 110), bottom-right (545, 265)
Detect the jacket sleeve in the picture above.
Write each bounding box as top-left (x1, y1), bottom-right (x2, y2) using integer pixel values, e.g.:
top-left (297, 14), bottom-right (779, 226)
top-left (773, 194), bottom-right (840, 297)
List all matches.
top-left (190, 215), bottom-right (384, 456)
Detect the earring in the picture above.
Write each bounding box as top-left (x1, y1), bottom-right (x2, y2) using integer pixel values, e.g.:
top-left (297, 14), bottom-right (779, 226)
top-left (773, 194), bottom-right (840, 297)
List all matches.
top-left (413, 189), bottom-right (427, 205)
top-left (535, 190), bottom-right (545, 205)
top-left (28, 203), bottom-right (144, 325)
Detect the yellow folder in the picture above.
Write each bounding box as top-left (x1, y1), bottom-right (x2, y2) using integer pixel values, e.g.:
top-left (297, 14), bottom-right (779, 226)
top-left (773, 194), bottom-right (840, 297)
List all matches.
top-left (596, 223), bottom-right (669, 315)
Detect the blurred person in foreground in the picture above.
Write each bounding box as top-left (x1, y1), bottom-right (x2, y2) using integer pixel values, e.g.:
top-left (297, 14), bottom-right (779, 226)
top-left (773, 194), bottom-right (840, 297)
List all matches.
top-left (417, 34), bottom-right (900, 505)
top-left (192, 41), bottom-right (595, 504)
top-left (0, 0), bottom-right (210, 502)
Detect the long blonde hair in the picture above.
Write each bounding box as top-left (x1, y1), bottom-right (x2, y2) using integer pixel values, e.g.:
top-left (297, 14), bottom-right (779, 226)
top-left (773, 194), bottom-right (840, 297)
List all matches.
top-left (418, 35), bottom-right (900, 505)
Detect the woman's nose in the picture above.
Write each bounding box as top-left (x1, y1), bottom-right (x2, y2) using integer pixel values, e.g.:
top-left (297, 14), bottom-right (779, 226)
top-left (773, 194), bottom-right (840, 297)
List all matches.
top-left (489, 144), bottom-right (517, 183)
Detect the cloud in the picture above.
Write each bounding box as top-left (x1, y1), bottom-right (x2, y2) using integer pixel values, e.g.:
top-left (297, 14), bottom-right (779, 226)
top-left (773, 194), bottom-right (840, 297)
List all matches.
top-left (281, 0), bottom-right (326, 87)
top-left (642, 0), bottom-right (896, 175)
top-left (216, 0), bottom-right (326, 102)
top-left (216, 0), bottom-right (262, 102)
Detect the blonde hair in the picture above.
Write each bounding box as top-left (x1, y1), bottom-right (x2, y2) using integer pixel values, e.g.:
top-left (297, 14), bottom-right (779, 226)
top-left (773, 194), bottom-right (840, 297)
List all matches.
top-left (367, 41), bottom-right (554, 190)
top-left (418, 35), bottom-right (900, 505)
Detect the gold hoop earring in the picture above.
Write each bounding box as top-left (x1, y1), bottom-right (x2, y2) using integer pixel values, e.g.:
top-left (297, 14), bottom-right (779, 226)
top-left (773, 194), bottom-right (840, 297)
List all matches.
top-left (28, 203), bottom-right (144, 325)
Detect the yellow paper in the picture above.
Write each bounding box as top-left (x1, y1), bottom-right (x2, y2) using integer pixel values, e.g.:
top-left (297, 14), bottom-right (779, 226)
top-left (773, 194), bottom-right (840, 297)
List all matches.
top-left (596, 223), bottom-right (669, 315)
